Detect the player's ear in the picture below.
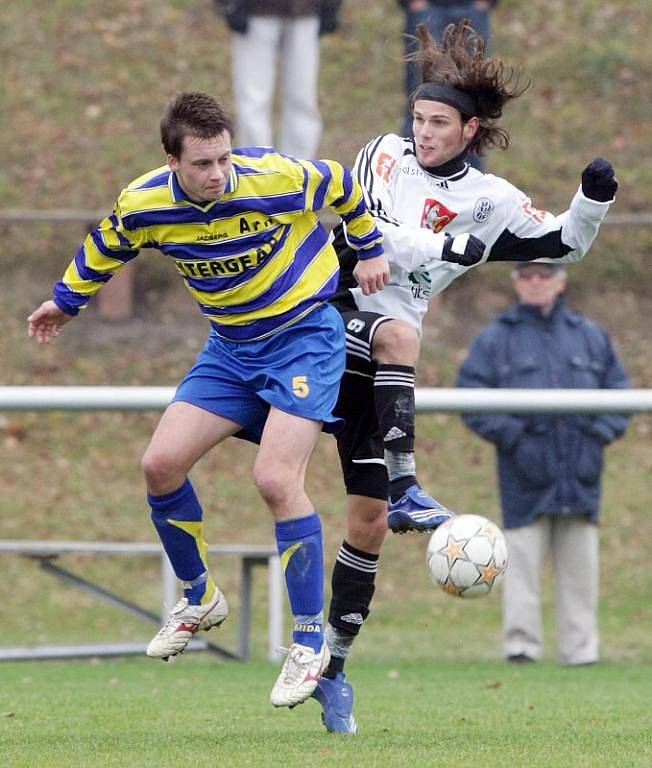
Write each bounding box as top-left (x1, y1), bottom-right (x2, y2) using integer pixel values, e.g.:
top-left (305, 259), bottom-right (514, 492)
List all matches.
top-left (463, 116), bottom-right (480, 144)
top-left (167, 153), bottom-right (180, 171)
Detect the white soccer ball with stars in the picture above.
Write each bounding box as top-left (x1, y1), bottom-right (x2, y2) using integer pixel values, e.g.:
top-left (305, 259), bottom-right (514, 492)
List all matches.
top-left (426, 514), bottom-right (508, 598)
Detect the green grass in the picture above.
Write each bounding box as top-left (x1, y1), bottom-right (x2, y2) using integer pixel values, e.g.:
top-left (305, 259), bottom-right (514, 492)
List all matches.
top-left (2, 657), bottom-right (651, 767)
top-left (1, 1), bottom-right (651, 763)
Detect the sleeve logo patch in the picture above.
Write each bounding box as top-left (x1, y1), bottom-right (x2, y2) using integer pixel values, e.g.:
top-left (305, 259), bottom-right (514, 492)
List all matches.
top-left (520, 199), bottom-right (549, 224)
top-left (420, 198), bottom-right (457, 233)
top-left (473, 197), bottom-right (495, 223)
top-left (375, 152), bottom-right (398, 183)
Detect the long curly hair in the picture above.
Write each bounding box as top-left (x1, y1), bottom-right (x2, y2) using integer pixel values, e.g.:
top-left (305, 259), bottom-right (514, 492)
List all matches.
top-left (406, 20), bottom-right (531, 156)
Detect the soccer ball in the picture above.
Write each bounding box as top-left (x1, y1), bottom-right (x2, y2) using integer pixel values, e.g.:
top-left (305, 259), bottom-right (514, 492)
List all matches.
top-left (426, 514), bottom-right (508, 598)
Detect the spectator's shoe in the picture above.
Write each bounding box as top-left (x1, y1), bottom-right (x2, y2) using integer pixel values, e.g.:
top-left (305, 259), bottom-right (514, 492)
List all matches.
top-left (387, 484), bottom-right (455, 533)
top-left (146, 589), bottom-right (228, 661)
top-left (270, 642), bottom-right (330, 708)
top-left (311, 673), bottom-right (358, 734)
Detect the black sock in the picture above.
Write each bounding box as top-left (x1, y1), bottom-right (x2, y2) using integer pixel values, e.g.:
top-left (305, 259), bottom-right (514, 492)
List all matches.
top-left (325, 541), bottom-right (379, 673)
top-left (390, 474), bottom-right (417, 502)
top-left (323, 655), bottom-right (346, 679)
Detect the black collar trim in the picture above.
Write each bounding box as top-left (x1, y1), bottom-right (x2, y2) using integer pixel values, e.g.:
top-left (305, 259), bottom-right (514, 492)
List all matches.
top-left (405, 141), bottom-right (471, 180)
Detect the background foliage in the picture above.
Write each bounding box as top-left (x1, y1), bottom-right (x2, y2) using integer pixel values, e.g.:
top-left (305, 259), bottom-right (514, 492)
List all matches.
top-left (0, 0), bottom-right (650, 667)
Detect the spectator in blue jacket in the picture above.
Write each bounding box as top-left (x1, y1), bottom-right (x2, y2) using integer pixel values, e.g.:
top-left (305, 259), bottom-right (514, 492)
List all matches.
top-left (457, 261), bottom-right (630, 666)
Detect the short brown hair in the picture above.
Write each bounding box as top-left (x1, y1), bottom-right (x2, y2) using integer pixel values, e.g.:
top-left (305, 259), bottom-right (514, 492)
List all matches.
top-left (160, 92), bottom-right (234, 158)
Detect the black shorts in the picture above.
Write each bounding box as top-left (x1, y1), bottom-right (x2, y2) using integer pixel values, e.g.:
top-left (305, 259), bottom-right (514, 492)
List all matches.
top-left (333, 305), bottom-right (394, 500)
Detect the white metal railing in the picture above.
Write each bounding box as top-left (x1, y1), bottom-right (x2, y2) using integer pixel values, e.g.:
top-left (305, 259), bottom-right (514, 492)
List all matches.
top-left (0, 386), bottom-right (651, 413)
top-left (0, 540), bottom-right (283, 663)
top-left (1, 384), bottom-right (649, 663)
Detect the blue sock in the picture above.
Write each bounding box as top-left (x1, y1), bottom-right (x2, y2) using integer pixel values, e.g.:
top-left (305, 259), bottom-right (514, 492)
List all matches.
top-left (275, 513), bottom-right (324, 652)
top-left (149, 478), bottom-right (216, 606)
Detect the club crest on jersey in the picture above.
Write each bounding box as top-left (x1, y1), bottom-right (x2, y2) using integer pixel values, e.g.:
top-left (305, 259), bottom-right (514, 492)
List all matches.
top-left (473, 197), bottom-right (495, 223)
top-left (420, 198), bottom-right (457, 232)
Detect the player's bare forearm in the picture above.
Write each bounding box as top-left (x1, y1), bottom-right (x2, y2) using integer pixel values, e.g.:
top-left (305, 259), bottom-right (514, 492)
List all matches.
top-left (353, 254), bottom-right (390, 295)
top-left (27, 300), bottom-right (73, 344)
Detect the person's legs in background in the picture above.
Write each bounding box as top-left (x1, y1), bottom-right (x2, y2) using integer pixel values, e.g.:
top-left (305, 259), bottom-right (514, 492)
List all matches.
top-left (553, 517), bottom-right (599, 666)
top-left (503, 517), bottom-right (548, 662)
top-left (279, 15), bottom-right (322, 157)
top-left (402, 4), bottom-right (444, 137)
top-left (463, 1), bottom-right (491, 45)
top-left (455, 2), bottom-right (491, 171)
top-left (231, 16), bottom-right (280, 147)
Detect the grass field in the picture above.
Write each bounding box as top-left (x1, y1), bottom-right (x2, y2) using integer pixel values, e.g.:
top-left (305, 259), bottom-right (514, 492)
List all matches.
top-left (2, 657), bottom-right (651, 767)
top-left (1, 0), bottom-right (651, 764)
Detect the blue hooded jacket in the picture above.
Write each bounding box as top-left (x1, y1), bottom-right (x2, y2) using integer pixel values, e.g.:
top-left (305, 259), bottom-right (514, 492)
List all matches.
top-left (457, 297), bottom-right (630, 529)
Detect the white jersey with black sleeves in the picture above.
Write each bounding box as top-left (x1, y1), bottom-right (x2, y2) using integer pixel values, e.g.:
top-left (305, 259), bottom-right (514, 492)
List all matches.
top-left (345, 133), bottom-right (612, 333)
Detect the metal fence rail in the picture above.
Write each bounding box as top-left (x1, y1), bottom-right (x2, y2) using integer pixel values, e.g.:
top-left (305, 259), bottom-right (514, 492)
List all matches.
top-left (0, 541), bottom-right (283, 663)
top-left (1, 384), bottom-right (649, 664)
top-left (0, 386), bottom-right (651, 413)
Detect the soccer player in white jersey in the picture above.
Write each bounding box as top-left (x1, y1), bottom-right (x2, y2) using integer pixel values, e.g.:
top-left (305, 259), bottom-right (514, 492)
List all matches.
top-left (27, 91), bottom-right (391, 710)
top-left (311, 21), bottom-right (618, 733)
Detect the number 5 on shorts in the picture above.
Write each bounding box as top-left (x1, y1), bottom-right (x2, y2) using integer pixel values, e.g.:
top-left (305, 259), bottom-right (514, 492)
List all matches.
top-left (292, 375), bottom-right (310, 399)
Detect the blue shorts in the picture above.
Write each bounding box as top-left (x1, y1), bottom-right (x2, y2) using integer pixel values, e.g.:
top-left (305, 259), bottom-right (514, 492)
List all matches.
top-left (172, 304), bottom-right (345, 444)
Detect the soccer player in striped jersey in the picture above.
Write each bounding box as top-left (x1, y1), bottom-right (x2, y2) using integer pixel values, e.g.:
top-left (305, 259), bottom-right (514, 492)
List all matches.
top-left (27, 91), bottom-right (390, 710)
top-left (311, 21), bottom-right (618, 733)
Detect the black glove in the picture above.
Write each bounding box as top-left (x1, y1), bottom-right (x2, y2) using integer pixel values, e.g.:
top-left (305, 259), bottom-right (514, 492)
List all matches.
top-left (581, 157), bottom-right (618, 202)
top-left (319, 7), bottom-right (340, 35)
top-left (215, 1), bottom-right (248, 34)
top-left (441, 233), bottom-right (485, 267)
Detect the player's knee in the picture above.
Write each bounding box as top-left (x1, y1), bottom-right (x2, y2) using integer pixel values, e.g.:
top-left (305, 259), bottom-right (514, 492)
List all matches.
top-left (352, 516), bottom-right (387, 552)
top-left (372, 320), bottom-right (419, 365)
top-left (369, 510), bottom-right (389, 544)
top-left (141, 447), bottom-right (184, 494)
top-left (347, 497), bottom-right (388, 551)
top-left (252, 465), bottom-right (296, 510)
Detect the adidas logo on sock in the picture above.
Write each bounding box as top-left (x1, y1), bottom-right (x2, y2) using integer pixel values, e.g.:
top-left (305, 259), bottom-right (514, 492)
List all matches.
top-left (384, 426), bottom-right (407, 442)
top-left (340, 613), bottom-right (364, 625)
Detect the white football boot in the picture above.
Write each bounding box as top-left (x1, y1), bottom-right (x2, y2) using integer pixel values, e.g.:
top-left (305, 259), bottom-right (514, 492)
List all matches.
top-left (146, 588), bottom-right (228, 660)
top-left (270, 641), bottom-right (330, 708)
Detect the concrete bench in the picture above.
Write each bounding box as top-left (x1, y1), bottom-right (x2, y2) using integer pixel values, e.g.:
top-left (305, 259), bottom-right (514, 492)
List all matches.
top-left (0, 540), bottom-right (283, 662)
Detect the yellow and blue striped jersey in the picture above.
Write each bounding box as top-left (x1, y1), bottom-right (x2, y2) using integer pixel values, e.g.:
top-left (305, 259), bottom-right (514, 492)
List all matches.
top-left (53, 148), bottom-right (383, 341)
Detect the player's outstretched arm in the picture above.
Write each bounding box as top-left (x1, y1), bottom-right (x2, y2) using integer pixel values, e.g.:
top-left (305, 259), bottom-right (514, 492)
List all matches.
top-left (353, 253), bottom-right (390, 295)
top-left (27, 300), bottom-right (73, 344)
